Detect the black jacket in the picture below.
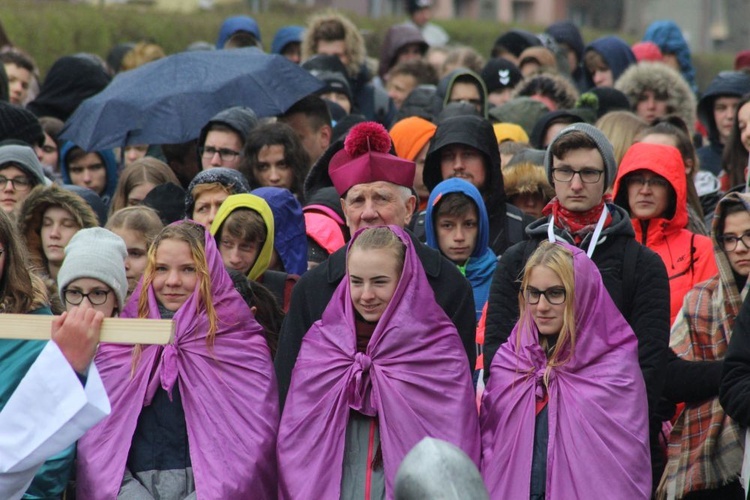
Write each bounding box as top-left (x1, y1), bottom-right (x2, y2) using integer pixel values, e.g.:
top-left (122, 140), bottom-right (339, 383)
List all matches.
top-left (484, 204), bottom-right (670, 420)
top-left (274, 230), bottom-right (477, 408)
top-left (720, 291), bottom-right (750, 426)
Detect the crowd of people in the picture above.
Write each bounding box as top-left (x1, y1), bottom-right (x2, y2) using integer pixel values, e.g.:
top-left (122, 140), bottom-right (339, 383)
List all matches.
top-left (5, 1), bottom-right (750, 498)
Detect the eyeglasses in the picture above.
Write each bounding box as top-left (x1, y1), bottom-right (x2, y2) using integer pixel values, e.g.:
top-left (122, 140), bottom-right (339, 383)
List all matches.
top-left (719, 231), bottom-right (750, 252)
top-left (63, 288), bottom-right (111, 306)
top-left (526, 286), bottom-right (566, 305)
top-left (199, 146), bottom-right (241, 162)
top-left (626, 175), bottom-right (670, 190)
top-left (551, 167), bottom-right (603, 184)
top-left (0, 175), bottom-right (32, 191)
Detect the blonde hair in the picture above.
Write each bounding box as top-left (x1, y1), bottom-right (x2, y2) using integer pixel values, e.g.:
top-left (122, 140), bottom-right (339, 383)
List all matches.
top-left (596, 110), bottom-right (648, 166)
top-left (106, 205), bottom-right (164, 247)
top-left (518, 241), bottom-right (576, 386)
top-left (131, 222), bottom-right (217, 374)
top-left (120, 42), bottom-right (166, 72)
top-left (348, 227), bottom-right (406, 275)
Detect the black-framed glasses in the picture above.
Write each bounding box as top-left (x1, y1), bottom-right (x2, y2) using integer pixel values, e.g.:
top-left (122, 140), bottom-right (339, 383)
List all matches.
top-left (526, 286), bottom-right (566, 305)
top-left (626, 174), bottom-right (670, 190)
top-left (198, 146), bottom-right (241, 162)
top-left (0, 175), bottom-right (32, 191)
top-left (63, 288), bottom-right (111, 306)
top-left (719, 231), bottom-right (750, 252)
top-left (551, 167), bottom-right (603, 184)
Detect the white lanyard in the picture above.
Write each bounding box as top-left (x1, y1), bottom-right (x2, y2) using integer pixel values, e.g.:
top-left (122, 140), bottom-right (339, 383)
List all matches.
top-left (547, 205), bottom-right (609, 259)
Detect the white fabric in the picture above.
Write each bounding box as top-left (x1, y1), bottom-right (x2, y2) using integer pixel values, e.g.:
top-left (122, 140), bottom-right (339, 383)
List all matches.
top-left (0, 341), bottom-right (110, 500)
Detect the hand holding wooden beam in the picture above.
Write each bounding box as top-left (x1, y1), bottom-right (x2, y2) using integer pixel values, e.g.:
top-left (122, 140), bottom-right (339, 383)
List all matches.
top-left (0, 314), bottom-right (174, 345)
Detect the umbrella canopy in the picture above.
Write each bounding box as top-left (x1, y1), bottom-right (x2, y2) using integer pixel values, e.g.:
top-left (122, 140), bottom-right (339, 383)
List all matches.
top-left (60, 48), bottom-right (324, 150)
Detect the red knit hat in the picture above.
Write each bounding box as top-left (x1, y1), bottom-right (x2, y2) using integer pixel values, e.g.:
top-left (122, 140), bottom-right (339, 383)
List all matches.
top-left (389, 116), bottom-right (437, 162)
top-left (329, 122), bottom-right (415, 196)
top-left (631, 42), bottom-right (663, 62)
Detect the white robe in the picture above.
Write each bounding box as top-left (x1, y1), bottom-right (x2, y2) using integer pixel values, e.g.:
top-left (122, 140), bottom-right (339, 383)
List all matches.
top-left (0, 341), bottom-right (110, 500)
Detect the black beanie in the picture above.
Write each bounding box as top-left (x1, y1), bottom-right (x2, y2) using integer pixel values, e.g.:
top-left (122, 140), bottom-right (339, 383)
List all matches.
top-left (0, 102), bottom-right (44, 146)
top-left (480, 58), bottom-right (523, 94)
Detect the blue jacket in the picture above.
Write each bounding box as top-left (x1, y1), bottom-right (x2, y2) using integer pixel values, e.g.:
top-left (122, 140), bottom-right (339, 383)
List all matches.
top-left (584, 36), bottom-right (636, 87)
top-left (252, 187), bottom-right (308, 276)
top-left (59, 141), bottom-right (118, 209)
top-left (643, 20), bottom-right (698, 94)
top-left (425, 178), bottom-right (497, 320)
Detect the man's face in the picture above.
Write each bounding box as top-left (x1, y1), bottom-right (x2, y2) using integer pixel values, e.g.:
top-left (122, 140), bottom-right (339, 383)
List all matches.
top-left (551, 148), bottom-right (605, 212)
top-left (68, 152), bottom-right (107, 195)
top-left (436, 209), bottom-right (479, 264)
top-left (341, 181), bottom-right (416, 233)
top-left (439, 144), bottom-right (487, 190)
top-left (316, 40), bottom-right (350, 67)
top-left (386, 74), bottom-right (418, 110)
top-left (35, 133), bottom-right (59, 169)
top-left (395, 43), bottom-right (424, 66)
top-left (714, 96), bottom-right (741, 145)
top-left (201, 130), bottom-right (243, 170)
top-left (0, 165), bottom-right (33, 214)
top-left (448, 82), bottom-right (482, 113)
top-left (281, 42), bottom-right (302, 64)
top-left (279, 112), bottom-right (329, 166)
top-left (5, 63), bottom-right (31, 105)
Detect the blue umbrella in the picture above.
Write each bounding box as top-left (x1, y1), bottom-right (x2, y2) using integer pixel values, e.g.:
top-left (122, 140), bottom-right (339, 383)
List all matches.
top-left (60, 48), bottom-right (324, 150)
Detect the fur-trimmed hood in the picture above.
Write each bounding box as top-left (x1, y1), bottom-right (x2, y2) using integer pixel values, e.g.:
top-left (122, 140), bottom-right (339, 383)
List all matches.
top-left (301, 12), bottom-right (366, 79)
top-left (502, 162), bottom-right (555, 200)
top-left (17, 184), bottom-right (99, 273)
top-left (614, 61), bottom-right (696, 128)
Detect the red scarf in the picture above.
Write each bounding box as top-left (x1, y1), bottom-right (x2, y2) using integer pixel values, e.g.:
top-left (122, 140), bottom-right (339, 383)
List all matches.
top-left (542, 195), bottom-right (613, 244)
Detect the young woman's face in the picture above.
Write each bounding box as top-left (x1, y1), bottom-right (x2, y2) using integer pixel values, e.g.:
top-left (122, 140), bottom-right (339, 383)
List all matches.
top-left (110, 227), bottom-right (149, 296)
top-left (127, 182), bottom-right (156, 207)
top-left (722, 210), bottom-right (750, 277)
top-left (626, 170), bottom-right (671, 221)
top-left (738, 101), bottom-right (750, 153)
top-left (41, 207), bottom-right (80, 266)
top-left (63, 277), bottom-right (117, 317)
top-left (152, 238), bottom-right (198, 312)
top-left (526, 265), bottom-right (566, 336)
top-left (348, 247), bottom-right (401, 323)
top-left (254, 145), bottom-right (294, 190)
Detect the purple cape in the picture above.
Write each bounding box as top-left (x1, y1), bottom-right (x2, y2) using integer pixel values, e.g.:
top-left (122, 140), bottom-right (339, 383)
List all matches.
top-left (480, 242), bottom-right (651, 499)
top-left (277, 225), bottom-right (480, 499)
top-left (76, 224), bottom-right (279, 499)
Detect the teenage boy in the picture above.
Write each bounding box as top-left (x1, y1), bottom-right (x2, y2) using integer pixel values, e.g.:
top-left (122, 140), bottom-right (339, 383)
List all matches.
top-left (425, 178), bottom-right (496, 322)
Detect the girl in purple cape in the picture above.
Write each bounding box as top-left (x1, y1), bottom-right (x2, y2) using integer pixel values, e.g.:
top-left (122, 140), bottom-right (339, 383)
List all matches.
top-left (277, 225), bottom-right (480, 499)
top-left (480, 241), bottom-right (651, 499)
top-left (76, 221), bottom-right (279, 499)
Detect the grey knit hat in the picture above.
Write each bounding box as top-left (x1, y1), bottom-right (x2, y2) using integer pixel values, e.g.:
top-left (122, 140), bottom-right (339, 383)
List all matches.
top-left (58, 227), bottom-right (128, 311)
top-left (543, 122), bottom-right (617, 188)
top-left (0, 144), bottom-right (49, 187)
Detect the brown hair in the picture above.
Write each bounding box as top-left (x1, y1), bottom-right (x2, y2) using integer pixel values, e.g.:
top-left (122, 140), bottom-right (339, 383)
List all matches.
top-left (106, 205), bottom-right (164, 246)
top-left (596, 110), bottom-right (649, 165)
top-left (0, 209), bottom-right (47, 313)
top-left (109, 157), bottom-right (180, 215)
top-left (549, 129), bottom-right (599, 160)
top-left (434, 192), bottom-right (477, 219)
top-left (216, 208), bottom-right (266, 245)
top-left (120, 42), bottom-right (166, 72)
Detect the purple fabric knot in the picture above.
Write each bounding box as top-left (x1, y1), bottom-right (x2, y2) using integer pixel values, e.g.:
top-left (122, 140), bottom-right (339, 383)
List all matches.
top-left (348, 352), bottom-right (376, 415)
top-left (160, 344), bottom-right (179, 399)
top-left (355, 352), bottom-right (372, 373)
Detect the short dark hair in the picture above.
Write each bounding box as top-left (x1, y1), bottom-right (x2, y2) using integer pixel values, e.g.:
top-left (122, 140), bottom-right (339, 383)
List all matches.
top-left (387, 59), bottom-right (438, 86)
top-left (278, 94), bottom-right (332, 132)
top-left (0, 49), bottom-right (35, 73)
top-left (225, 31), bottom-right (260, 49)
top-left (434, 192), bottom-right (478, 219)
top-left (216, 208), bottom-right (267, 245)
top-left (243, 122), bottom-right (310, 196)
top-left (549, 130), bottom-right (598, 160)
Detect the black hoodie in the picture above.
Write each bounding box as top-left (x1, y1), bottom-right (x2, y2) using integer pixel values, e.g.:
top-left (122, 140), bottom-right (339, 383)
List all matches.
top-left (418, 115), bottom-right (531, 255)
top-left (696, 71), bottom-right (750, 176)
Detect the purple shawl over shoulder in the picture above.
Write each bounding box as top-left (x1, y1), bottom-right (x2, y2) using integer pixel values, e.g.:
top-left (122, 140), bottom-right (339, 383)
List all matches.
top-left (480, 242), bottom-right (651, 499)
top-left (76, 223), bottom-right (279, 499)
top-left (277, 225), bottom-right (480, 499)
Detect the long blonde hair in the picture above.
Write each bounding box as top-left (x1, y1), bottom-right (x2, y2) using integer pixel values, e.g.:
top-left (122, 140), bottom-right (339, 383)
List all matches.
top-left (518, 241), bottom-right (576, 386)
top-left (131, 222), bottom-right (218, 373)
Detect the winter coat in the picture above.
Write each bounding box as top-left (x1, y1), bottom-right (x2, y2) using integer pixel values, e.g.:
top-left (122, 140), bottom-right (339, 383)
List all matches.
top-left (17, 184), bottom-right (100, 314)
top-left (613, 142), bottom-right (717, 323)
top-left (696, 71), bottom-right (750, 176)
top-left (584, 36), bottom-right (636, 88)
top-left (484, 203), bottom-right (669, 423)
top-left (274, 229), bottom-right (477, 409)
top-left (422, 115), bottom-right (533, 255)
top-left (660, 192), bottom-right (748, 498)
top-left (425, 178), bottom-right (497, 321)
top-left (643, 20), bottom-right (698, 94)
top-left (614, 62), bottom-right (697, 129)
top-left (58, 141), bottom-right (119, 208)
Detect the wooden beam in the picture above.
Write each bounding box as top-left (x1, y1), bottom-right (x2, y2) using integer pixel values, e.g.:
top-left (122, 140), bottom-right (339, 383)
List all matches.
top-left (0, 314), bottom-right (173, 345)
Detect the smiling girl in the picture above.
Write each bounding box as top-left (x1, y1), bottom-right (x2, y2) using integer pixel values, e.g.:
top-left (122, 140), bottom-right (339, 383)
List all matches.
top-left (76, 221), bottom-right (279, 499)
top-left (480, 241), bottom-right (651, 499)
top-left (278, 225), bottom-right (479, 499)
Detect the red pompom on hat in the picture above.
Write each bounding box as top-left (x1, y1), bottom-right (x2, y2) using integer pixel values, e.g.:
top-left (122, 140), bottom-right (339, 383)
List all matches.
top-left (329, 121), bottom-right (416, 196)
